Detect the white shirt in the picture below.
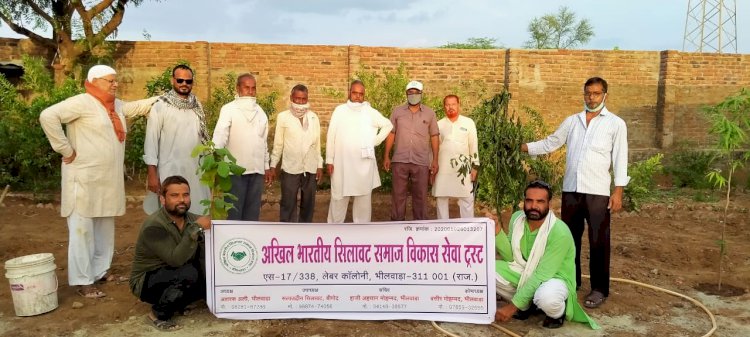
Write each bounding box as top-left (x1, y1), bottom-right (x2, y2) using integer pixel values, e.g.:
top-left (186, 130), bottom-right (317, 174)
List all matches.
top-left (212, 97), bottom-right (270, 174)
top-left (270, 110), bottom-right (323, 174)
top-left (527, 107), bottom-right (629, 196)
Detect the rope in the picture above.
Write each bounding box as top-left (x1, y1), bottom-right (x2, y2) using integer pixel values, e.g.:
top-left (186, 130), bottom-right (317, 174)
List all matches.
top-left (431, 275), bottom-right (717, 337)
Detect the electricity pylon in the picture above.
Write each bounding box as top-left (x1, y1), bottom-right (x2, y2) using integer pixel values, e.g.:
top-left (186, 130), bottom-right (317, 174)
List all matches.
top-left (683, 0), bottom-right (738, 53)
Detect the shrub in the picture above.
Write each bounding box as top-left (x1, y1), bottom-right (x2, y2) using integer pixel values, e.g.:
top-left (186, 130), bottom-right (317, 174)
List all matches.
top-left (664, 146), bottom-right (716, 189)
top-left (0, 56), bottom-right (83, 193)
top-left (473, 91), bottom-right (528, 211)
top-left (624, 153), bottom-right (664, 211)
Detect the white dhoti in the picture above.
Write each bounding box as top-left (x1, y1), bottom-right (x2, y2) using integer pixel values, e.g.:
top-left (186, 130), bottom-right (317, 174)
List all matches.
top-left (435, 195), bottom-right (474, 219)
top-left (66, 211), bottom-right (115, 285)
top-left (496, 276), bottom-right (568, 319)
top-left (327, 194), bottom-right (372, 223)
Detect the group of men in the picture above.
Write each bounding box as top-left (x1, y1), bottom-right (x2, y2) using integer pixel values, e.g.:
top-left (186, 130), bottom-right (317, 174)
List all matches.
top-left (40, 63), bottom-right (627, 331)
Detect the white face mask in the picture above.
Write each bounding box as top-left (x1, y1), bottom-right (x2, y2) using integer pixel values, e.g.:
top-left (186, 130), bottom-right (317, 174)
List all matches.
top-left (407, 93), bottom-right (422, 105)
top-left (347, 100), bottom-right (365, 111)
top-left (584, 93), bottom-right (606, 112)
top-left (290, 102), bottom-right (310, 115)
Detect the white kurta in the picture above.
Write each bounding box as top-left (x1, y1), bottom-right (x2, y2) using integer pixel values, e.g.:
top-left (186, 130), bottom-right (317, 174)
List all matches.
top-left (143, 100), bottom-right (211, 214)
top-left (432, 115), bottom-right (479, 198)
top-left (39, 94), bottom-right (157, 217)
top-left (326, 103), bottom-right (392, 199)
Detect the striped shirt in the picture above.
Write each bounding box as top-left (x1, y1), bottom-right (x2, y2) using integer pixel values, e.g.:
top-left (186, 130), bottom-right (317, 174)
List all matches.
top-left (527, 107), bottom-right (629, 196)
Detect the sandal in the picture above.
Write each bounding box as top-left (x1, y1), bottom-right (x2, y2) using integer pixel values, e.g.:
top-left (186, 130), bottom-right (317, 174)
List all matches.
top-left (584, 290), bottom-right (607, 308)
top-left (146, 314), bottom-right (182, 331)
top-left (98, 273), bottom-right (129, 283)
top-left (76, 285), bottom-right (107, 298)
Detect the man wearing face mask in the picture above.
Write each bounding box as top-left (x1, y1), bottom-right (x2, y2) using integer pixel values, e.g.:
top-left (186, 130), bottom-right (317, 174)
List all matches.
top-left (432, 95), bottom-right (479, 219)
top-left (211, 73), bottom-right (270, 221)
top-left (326, 80), bottom-right (393, 223)
top-left (521, 77), bottom-right (629, 309)
top-left (383, 80), bottom-right (440, 221)
top-left (269, 84), bottom-right (323, 222)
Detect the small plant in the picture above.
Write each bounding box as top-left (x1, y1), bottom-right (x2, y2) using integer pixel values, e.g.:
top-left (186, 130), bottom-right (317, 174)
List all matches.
top-left (623, 153), bottom-right (664, 211)
top-left (703, 88), bottom-right (750, 291)
top-left (665, 145), bottom-right (716, 189)
top-left (191, 141), bottom-right (246, 220)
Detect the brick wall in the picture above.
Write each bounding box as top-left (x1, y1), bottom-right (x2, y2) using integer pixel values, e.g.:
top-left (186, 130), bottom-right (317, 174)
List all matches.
top-left (3, 37), bottom-right (750, 156)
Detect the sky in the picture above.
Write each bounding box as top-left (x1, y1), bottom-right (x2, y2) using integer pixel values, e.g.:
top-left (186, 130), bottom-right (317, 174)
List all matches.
top-left (1, 0), bottom-right (747, 53)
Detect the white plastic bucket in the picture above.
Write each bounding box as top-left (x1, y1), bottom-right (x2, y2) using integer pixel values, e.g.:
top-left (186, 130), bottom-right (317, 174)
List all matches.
top-left (4, 253), bottom-right (59, 316)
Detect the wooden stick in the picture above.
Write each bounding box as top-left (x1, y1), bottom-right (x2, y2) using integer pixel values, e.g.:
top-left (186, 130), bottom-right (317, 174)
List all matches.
top-left (0, 185), bottom-right (9, 206)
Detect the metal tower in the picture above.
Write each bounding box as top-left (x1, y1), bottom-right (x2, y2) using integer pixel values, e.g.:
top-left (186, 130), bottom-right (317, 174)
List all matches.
top-left (683, 0), bottom-right (738, 53)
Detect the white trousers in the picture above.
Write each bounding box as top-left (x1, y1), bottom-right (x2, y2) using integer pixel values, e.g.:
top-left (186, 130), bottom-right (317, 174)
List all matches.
top-left (327, 194), bottom-right (372, 223)
top-left (496, 276), bottom-right (568, 319)
top-left (435, 195), bottom-right (474, 219)
top-left (66, 211), bottom-right (115, 286)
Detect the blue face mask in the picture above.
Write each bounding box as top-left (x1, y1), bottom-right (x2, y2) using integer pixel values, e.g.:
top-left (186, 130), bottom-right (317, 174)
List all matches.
top-left (584, 93), bottom-right (607, 112)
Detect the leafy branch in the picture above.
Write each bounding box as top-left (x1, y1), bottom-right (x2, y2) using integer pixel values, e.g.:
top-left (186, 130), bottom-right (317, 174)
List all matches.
top-left (191, 141), bottom-right (246, 220)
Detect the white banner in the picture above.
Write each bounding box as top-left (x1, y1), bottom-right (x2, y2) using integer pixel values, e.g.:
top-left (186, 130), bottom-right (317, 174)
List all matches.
top-left (205, 218), bottom-right (496, 324)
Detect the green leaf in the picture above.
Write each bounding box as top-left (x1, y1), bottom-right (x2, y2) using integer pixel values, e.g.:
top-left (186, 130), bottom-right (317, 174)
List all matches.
top-left (217, 162), bottom-right (230, 178)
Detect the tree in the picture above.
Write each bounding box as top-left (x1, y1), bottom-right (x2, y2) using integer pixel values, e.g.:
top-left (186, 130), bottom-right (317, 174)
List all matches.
top-left (439, 37), bottom-right (502, 49)
top-left (0, 0), bottom-right (156, 78)
top-left (524, 6), bottom-right (594, 49)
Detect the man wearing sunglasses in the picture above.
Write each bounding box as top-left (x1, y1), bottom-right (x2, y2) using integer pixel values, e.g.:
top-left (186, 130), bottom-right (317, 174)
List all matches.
top-left (521, 77), bottom-right (629, 309)
top-left (143, 65), bottom-right (211, 216)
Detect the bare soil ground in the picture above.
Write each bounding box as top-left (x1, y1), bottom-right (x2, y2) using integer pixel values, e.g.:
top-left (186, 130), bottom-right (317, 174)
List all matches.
top-left (1, 182), bottom-right (748, 337)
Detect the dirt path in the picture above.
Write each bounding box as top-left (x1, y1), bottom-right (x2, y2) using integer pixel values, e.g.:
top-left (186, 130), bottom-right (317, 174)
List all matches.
top-left (1, 186), bottom-right (748, 337)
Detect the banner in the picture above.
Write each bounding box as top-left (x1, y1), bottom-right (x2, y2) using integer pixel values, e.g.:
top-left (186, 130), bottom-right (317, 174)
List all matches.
top-left (206, 218), bottom-right (496, 324)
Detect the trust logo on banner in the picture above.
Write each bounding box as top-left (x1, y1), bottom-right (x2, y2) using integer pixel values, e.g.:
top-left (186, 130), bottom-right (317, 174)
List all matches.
top-left (220, 238), bottom-right (259, 274)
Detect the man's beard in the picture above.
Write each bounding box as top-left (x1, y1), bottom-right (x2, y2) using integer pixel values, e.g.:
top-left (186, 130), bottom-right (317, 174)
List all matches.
top-left (166, 202), bottom-right (190, 217)
top-left (524, 207), bottom-right (549, 221)
top-left (174, 85), bottom-right (192, 96)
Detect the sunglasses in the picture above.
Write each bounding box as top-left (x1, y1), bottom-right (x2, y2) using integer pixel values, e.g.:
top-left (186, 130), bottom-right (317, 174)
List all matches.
top-left (175, 78), bottom-right (194, 85)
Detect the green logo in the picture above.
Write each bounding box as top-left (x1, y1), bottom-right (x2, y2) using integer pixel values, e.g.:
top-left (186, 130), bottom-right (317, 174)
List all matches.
top-left (231, 251), bottom-right (247, 261)
top-left (220, 238), bottom-right (257, 274)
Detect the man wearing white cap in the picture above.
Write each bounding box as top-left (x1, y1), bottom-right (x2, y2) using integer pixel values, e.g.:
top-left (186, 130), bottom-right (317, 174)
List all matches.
top-left (40, 65), bottom-right (158, 298)
top-left (383, 80), bottom-right (439, 221)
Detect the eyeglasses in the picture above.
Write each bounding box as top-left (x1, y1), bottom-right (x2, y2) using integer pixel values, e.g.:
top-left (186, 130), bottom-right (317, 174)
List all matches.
top-left (175, 78), bottom-right (194, 85)
top-left (99, 78), bottom-right (118, 84)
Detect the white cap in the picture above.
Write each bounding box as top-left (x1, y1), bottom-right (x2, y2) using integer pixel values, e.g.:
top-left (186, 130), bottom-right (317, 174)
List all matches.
top-left (406, 80), bottom-right (423, 91)
top-left (87, 65), bottom-right (116, 82)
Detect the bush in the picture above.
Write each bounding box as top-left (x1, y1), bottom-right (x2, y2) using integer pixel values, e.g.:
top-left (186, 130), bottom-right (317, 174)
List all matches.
top-left (519, 106), bottom-right (565, 194)
top-left (473, 91), bottom-right (528, 211)
top-left (624, 153), bottom-right (664, 211)
top-left (664, 146), bottom-right (716, 189)
top-left (0, 56), bottom-right (83, 193)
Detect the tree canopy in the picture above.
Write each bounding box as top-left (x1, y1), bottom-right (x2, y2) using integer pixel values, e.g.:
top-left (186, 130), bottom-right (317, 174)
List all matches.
top-left (524, 6), bottom-right (594, 49)
top-left (439, 37), bottom-right (502, 49)
top-left (0, 0), bottom-right (156, 77)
